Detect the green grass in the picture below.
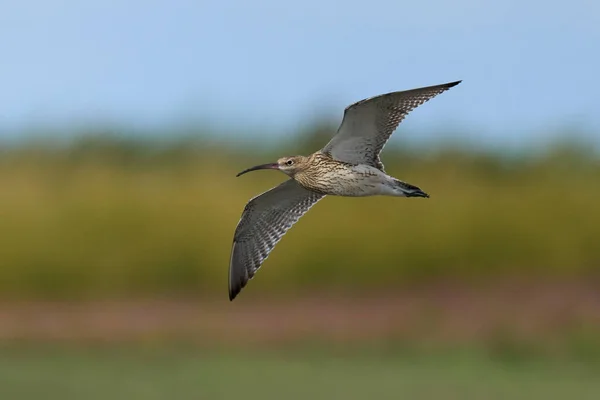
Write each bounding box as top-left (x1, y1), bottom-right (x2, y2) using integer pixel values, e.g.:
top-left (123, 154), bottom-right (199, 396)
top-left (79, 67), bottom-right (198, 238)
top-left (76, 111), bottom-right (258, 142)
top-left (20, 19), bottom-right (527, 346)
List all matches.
top-left (0, 139), bottom-right (599, 298)
top-left (1, 346), bottom-right (599, 399)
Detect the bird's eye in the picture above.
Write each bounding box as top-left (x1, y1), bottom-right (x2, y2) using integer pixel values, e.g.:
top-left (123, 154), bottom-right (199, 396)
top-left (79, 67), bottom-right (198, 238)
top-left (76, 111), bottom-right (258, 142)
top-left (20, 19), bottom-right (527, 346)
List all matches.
top-left (286, 160), bottom-right (294, 166)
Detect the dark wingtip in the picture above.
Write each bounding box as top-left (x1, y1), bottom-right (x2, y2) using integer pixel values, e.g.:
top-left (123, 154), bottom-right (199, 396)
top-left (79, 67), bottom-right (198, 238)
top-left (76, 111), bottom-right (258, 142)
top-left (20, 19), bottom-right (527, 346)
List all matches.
top-left (228, 264), bottom-right (241, 301)
top-left (228, 279), bottom-right (240, 301)
top-left (228, 278), bottom-right (246, 301)
top-left (446, 80), bottom-right (462, 88)
top-left (228, 241), bottom-right (248, 301)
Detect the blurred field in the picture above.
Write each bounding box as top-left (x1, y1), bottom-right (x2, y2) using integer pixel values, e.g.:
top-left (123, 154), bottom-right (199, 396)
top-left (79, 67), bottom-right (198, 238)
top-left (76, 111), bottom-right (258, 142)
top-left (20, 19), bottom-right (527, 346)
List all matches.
top-left (0, 135), bottom-right (599, 299)
top-left (0, 133), bottom-right (599, 398)
top-left (2, 279), bottom-right (599, 352)
top-left (2, 3), bottom-right (599, 398)
top-left (1, 346), bottom-right (599, 400)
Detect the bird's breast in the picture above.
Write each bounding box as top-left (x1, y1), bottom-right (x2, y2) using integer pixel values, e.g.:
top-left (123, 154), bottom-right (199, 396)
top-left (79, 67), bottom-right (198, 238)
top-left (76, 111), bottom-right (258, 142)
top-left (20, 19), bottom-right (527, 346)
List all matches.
top-left (296, 164), bottom-right (388, 197)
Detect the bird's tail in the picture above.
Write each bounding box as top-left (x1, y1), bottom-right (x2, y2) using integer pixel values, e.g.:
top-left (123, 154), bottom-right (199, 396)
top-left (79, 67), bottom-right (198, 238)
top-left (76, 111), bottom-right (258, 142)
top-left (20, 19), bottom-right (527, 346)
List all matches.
top-left (392, 179), bottom-right (430, 198)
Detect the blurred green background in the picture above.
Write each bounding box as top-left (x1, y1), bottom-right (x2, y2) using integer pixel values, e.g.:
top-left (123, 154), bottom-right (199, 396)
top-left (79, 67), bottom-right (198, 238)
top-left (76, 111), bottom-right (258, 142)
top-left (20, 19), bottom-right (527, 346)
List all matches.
top-left (1, 131), bottom-right (599, 399)
top-left (1, 134), bottom-right (599, 299)
top-left (3, 1), bottom-right (600, 398)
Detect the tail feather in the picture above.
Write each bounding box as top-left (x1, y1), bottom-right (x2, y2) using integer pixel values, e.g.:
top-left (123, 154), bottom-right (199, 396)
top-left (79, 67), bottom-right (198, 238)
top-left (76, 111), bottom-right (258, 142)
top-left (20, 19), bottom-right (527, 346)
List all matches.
top-left (393, 179), bottom-right (430, 198)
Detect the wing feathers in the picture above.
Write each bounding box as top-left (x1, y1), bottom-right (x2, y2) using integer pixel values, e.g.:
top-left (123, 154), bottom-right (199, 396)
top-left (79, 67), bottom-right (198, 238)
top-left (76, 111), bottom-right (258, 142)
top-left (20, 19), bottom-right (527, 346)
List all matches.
top-left (229, 179), bottom-right (325, 300)
top-left (322, 80), bottom-right (461, 171)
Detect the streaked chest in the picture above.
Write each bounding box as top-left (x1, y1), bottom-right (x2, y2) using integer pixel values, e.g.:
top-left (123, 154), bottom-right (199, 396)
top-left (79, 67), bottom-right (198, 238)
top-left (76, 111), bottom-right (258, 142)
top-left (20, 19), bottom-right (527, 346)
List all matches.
top-left (297, 163), bottom-right (386, 196)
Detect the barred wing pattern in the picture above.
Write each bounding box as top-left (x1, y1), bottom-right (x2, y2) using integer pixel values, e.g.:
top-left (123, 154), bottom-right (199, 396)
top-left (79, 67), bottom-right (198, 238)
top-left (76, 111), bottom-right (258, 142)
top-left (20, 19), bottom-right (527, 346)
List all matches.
top-left (229, 179), bottom-right (325, 300)
top-left (321, 80), bottom-right (461, 171)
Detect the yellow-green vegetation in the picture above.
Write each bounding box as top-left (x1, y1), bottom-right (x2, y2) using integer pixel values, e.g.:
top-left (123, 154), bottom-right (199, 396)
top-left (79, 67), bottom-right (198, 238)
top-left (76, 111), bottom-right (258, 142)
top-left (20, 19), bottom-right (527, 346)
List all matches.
top-left (0, 136), bottom-right (599, 299)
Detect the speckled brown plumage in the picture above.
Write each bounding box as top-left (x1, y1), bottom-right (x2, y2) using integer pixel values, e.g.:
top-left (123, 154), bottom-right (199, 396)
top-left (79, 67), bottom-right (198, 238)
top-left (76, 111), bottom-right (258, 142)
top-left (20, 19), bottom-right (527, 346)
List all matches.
top-left (229, 80), bottom-right (461, 300)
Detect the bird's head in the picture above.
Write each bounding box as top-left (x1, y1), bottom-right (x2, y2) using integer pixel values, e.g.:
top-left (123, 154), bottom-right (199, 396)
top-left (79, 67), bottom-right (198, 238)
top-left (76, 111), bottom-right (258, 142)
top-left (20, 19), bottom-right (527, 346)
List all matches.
top-left (236, 155), bottom-right (307, 177)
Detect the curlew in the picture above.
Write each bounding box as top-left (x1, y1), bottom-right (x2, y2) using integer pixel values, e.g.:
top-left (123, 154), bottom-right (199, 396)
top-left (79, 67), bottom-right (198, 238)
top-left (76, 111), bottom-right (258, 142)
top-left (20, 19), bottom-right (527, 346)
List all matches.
top-left (229, 80), bottom-right (461, 300)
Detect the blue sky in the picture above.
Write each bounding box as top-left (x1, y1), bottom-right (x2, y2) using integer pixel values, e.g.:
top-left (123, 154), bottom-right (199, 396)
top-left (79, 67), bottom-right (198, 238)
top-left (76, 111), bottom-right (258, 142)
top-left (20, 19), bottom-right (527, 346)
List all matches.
top-left (1, 0), bottom-right (599, 148)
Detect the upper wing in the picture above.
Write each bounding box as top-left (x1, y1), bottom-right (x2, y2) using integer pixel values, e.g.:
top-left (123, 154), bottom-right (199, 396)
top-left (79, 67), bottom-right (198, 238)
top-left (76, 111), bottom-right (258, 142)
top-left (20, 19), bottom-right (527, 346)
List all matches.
top-left (229, 179), bottom-right (325, 300)
top-left (321, 80), bottom-right (461, 171)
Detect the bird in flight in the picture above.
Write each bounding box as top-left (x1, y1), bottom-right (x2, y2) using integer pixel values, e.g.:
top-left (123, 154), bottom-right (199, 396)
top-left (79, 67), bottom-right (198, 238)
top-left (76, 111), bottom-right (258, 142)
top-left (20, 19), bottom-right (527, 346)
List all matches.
top-left (229, 80), bottom-right (461, 300)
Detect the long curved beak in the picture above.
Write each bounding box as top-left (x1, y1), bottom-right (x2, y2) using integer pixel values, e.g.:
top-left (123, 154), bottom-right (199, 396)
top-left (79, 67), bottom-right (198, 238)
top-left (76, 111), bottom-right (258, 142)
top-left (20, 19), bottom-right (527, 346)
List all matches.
top-left (236, 163), bottom-right (279, 177)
